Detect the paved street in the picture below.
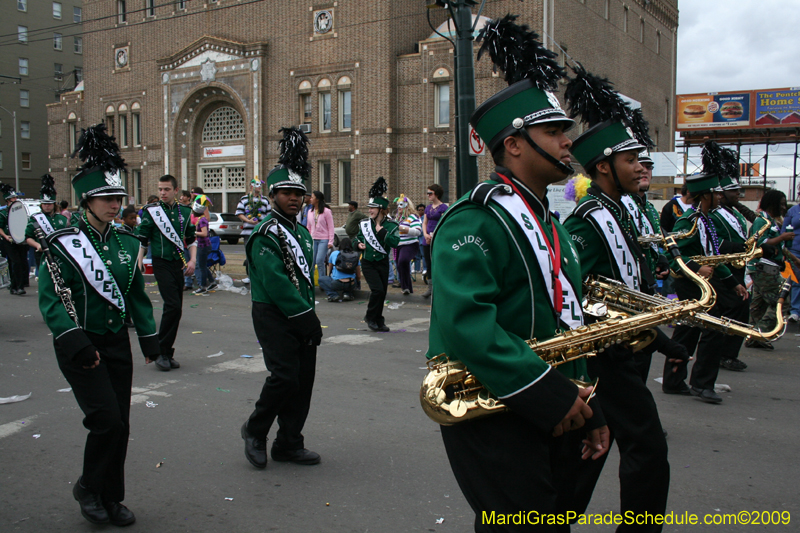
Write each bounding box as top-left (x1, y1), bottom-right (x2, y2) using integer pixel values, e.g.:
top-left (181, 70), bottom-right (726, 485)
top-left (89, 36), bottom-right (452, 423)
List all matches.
top-left (2, 276), bottom-right (799, 532)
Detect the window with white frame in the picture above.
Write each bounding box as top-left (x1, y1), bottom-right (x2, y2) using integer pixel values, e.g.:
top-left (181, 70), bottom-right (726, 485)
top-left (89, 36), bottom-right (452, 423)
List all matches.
top-left (300, 94), bottom-right (312, 124)
top-left (54, 63), bottom-right (63, 80)
top-left (320, 93), bottom-right (331, 132)
top-left (117, 0), bottom-right (126, 22)
top-left (69, 122), bottom-right (78, 153)
top-left (604, 0), bottom-right (609, 20)
top-left (177, 0), bottom-right (186, 10)
top-left (640, 18), bottom-right (645, 42)
top-left (132, 112), bottom-right (141, 146)
top-left (19, 58), bottom-right (28, 76)
top-left (319, 161), bottom-right (331, 201)
top-left (22, 152), bottom-right (31, 170)
top-left (73, 6), bottom-right (82, 22)
top-left (435, 157), bottom-right (450, 202)
top-left (21, 122), bottom-right (31, 139)
top-left (74, 37), bottom-right (82, 54)
top-left (18, 26), bottom-right (28, 43)
top-left (18, 0), bottom-right (26, 11)
top-left (339, 160), bottom-right (351, 204)
top-left (53, 2), bottom-right (62, 18)
top-left (656, 30), bottom-right (661, 55)
top-left (133, 169), bottom-right (143, 204)
top-left (435, 83), bottom-right (450, 127)
top-left (119, 114), bottom-right (128, 147)
top-left (75, 67), bottom-right (83, 82)
top-left (20, 90), bottom-right (29, 108)
top-left (54, 33), bottom-right (62, 50)
top-left (339, 90), bottom-right (351, 131)
top-left (623, 6), bottom-right (628, 32)
top-left (146, 0), bottom-right (154, 17)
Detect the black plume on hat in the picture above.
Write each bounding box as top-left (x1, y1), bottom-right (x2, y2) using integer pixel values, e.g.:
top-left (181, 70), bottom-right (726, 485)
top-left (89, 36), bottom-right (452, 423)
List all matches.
top-left (476, 14), bottom-right (565, 90)
top-left (701, 140), bottom-right (726, 177)
top-left (72, 122), bottom-right (126, 174)
top-left (368, 176), bottom-right (388, 199)
top-left (564, 63), bottom-right (654, 149)
top-left (721, 148), bottom-right (740, 179)
top-left (40, 173), bottom-right (57, 198)
top-left (277, 126), bottom-right (311, 178)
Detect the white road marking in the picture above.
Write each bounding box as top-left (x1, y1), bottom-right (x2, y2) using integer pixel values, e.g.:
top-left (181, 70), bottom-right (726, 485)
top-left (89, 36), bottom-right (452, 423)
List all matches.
top-left (0, 415), bottom-right (38, 440)
top-left (130, 380), bottom-right (177, 405)
top-left (325, 334), bottom-right (382, 345)
top-left (386, 317), bottom-right (430, 332)
top-left (205, 357), bottom-right (265, 374)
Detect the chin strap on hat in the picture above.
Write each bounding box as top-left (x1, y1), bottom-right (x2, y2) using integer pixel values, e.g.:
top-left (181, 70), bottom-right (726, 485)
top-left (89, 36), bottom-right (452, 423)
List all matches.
top-left (514, 120), bottom-right (574, 176)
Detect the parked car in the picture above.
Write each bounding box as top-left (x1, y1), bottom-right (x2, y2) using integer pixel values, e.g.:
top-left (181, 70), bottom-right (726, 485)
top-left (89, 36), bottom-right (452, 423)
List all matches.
top-left (208, 213), bottom-right (243, 245)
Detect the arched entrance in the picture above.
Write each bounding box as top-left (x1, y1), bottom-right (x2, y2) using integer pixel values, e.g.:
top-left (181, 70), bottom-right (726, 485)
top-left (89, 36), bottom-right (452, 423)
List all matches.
top-left (196, 104), bottom-right (247, 212)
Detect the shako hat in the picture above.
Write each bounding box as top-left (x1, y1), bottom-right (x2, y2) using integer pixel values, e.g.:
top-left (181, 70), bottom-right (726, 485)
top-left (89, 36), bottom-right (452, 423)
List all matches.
top-left (71, 123), bottom-right (128, 200)
top-left (1, 181), bottom-right (18, 201)
top-left (685, 140), bottom-right (727, 196)
top-left (719, 146), bottom-right (741, 190)
top-left (40, 174), bottom-right (57, 203)
top-left (565, 64), bottom-right (653, 172)
top-left (470, 14), bottom-right (574, 174)
top-left (267, 127), bottom-right (311, 194)
top-left (367, 177), bottom-right (389, 209)
top-left (638, 150), bottom-right (654, 166)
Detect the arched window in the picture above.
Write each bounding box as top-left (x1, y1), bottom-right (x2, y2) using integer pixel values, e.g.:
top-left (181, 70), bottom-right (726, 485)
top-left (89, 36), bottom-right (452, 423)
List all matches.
top-left (202, 106), bottom-right (245, 142)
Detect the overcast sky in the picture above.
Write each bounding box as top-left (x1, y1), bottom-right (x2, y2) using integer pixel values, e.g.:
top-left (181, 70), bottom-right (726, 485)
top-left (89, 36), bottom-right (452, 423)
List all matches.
top-left (675, 1), bottom-right (800, 193)
top-left (676, 0), bottom-right (800, 94)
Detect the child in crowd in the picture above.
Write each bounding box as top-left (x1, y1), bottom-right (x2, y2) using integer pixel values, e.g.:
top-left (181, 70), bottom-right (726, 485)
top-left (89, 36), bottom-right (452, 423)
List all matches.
top-left (319, 237), bottom-right (359, 302)
top-left (191, 195), bottom-right (217, 294)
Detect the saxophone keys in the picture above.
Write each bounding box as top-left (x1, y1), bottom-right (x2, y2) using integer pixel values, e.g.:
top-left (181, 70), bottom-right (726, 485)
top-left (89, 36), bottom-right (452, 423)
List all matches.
top-left (449, 399), bottom-right (468, 418)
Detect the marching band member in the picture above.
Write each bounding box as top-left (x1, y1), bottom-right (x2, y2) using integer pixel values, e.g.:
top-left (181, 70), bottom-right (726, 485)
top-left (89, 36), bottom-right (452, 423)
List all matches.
top-left (136, 174), bottom-right (197, 371)
top-left (563, 64), bottom-right (676, 531)
top-left (25, 174), bottom-right (69, 268)
top-left (241, 127), bottom-right (322, 469)
top-left (661, 167), bottom-right (748, 403)
top-left (39, 124), bottom-right (159, 525)
top-left (427, 17), bottom-right (608, 531)
top-left (0, 182), bottom-right (29, 295)
top-left (353, 177), bottom-right (400, 332)
top-left (708, 143), bottom-right (752, 367)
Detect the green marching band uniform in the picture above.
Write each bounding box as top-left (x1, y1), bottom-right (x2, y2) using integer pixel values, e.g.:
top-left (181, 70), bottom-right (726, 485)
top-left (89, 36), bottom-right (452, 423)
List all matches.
top-left (426, 16), bottom-right (606, 530)
top-left (620, 151), bottom-right (664, 277)
top-left (352, 177), bottom-right (400, 332)
top-left (561, 64), bottom-right (670, 529)
top-left (0, 182), bottom-right (30, 294)
top-left (241, 127), bottom-right (323, 469)
top-left (660, 146), bottom-right (748, 404)
top-left (25, 174), bottom-right (69, 267)
top-left (708, 147), bottom-right (751, 369)
top-left (38, 124), bottom-right (158, 526)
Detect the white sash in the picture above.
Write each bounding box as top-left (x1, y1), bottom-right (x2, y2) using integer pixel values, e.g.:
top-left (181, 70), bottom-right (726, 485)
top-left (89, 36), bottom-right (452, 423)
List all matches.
top-left (32, 212), bottom-right (55, 235)
top-left (621, 195), bottom-right (658, 253)
top-left (587, 208), bottom-right (640, 290)
top-left (268, 224), bottom-right (312, 285)
top-left (147, 205), bottom-right (185, 252)
top-left (492, 193), bottom-right (583, 329)
top-left (57, 231), bottom-right (125, 313)
top-left (359, 219), bottom-right (386, 255)
top-left (715, 207), bottom-right (746, 240)
top-left (696, 216), bottom-right (713, 256)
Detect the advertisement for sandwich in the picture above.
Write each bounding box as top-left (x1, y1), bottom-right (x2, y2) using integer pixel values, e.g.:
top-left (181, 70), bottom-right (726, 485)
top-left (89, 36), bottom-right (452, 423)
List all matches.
top-left (676, 91), bottom-right (750, 129)
top-left (676, 87), bottom-right (800, 131)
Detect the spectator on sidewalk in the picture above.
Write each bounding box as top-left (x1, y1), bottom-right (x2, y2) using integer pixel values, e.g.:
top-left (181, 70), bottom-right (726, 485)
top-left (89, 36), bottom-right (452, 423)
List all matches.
top-left (319, 237), bottom-right (359, 302)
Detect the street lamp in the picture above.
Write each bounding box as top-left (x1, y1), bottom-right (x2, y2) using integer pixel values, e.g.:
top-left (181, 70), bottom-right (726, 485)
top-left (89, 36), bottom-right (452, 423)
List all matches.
top-left (0, 105), bottom-right (20, 192)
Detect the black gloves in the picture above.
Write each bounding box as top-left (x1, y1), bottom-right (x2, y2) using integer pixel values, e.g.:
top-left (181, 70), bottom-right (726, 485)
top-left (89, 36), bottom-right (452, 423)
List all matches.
top-left (290, 310), bottom-right (323, 346)
top-left (761, 243), bottom-right (777, 260)
top-left (73, 344), bottom-right (99, 367)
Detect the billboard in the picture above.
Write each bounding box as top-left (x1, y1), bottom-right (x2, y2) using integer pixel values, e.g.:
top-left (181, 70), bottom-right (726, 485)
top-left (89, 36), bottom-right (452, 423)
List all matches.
top-left (677, 87), bottom-right (800, 130)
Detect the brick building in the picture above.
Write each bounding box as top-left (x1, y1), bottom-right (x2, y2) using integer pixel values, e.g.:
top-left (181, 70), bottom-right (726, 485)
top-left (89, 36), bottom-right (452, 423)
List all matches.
top-left (47, 0), bottom-right (678, 220)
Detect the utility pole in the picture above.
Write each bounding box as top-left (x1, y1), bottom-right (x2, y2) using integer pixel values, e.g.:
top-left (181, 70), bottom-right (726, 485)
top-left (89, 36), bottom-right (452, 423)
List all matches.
top-left (428, 0), bottom-right (480, 197)
top-left (0, 106), bottom-right (20, 191)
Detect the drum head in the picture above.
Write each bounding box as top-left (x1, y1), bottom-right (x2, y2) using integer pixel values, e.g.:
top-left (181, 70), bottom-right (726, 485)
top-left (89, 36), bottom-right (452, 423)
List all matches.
top-left (7, 201), bottom-right (30, 244)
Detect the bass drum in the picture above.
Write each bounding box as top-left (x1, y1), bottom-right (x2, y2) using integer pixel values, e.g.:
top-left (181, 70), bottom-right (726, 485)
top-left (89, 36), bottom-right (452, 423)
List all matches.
top-left (7, 201), bottom-right (30, 244)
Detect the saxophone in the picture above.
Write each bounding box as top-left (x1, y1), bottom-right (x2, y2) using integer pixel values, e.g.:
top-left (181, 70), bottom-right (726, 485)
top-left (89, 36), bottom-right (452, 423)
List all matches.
top-left (587, 273), bottom-right (790, 343)
top-left (686, 216), bottom-right (770, 270)
top-left (420, 251), bottom-right (715, 426)
top-left (638, 218), bottom-right (698, 245)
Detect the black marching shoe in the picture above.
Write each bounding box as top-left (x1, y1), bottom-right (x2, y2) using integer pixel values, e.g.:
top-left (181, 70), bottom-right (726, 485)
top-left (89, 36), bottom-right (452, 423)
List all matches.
top-left (690, 386), bottom-right (723, 404)
top-left (271, 446), bottom-right (321, 465)
top-left (73, 479), bottom-right (109, 525)
top-left (103, 502), bottom-right (136, 526)
top-left (377, 319), bottom-right (390, 333)
top-left (720, 357), bottom-right (747, 371)
top-left (662, 382), bottom-right (692, 395)
top-left (241, 423), bottom-right (267, 469)
top-left (154, 355), bottom-right (171, 371)
top-left (366, 320), bottom-right (381, 332)
top-left (169, 358), bottom-right (180, 369)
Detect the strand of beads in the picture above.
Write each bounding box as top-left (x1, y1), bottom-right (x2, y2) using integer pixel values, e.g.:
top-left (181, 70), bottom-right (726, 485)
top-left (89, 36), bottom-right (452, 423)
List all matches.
top-left (83, 213), bottom-right (135, 319)
top-left (699, 212), bottom-right (721, 255)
